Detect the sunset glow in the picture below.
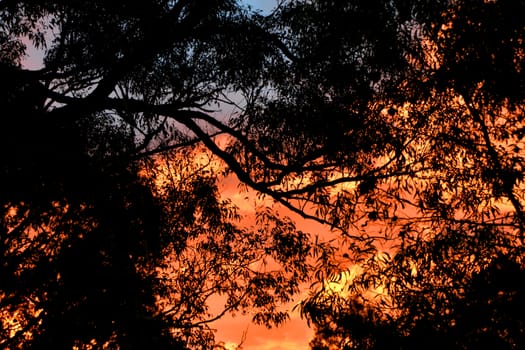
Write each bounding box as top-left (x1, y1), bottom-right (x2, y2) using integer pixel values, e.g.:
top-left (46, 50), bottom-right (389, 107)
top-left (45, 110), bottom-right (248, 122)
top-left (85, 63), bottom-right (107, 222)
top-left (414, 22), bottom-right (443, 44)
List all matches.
top-left (4, 0), bottom-right (525, 348)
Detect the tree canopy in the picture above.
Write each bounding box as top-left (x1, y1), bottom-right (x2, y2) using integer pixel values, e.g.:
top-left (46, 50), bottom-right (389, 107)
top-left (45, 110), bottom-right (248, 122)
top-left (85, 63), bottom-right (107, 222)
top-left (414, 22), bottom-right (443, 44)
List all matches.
top-left (266, 0), bottom-right (525, 349)
top-left (1, 1), bottom-right (315, 348)
top-left (2, 0), bottom-right (525, 349)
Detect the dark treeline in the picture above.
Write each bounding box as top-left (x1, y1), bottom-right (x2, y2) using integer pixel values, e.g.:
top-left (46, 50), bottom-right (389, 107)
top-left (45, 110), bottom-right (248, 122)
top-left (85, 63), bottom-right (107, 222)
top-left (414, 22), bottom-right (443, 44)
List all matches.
top-left (1, 0), bottom-right (525, 349)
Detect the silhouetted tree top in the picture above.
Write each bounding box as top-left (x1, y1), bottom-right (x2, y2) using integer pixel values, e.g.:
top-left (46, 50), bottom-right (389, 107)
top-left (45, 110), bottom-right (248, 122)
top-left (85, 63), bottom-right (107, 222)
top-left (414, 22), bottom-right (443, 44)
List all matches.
top-left (2, 0), bottom-right (525, 348)
top-left (269, 1), bottom-right (525, 348)
top-left (0, 1), bottom-right (317, 348)
top-left (5, 0), bottom-right (524, 231)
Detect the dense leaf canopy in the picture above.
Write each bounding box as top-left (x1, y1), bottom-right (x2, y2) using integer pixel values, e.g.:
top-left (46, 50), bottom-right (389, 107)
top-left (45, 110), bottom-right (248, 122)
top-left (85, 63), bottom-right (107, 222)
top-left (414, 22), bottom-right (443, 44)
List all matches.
top-left (265, 0), bottom-right (525, 349)
top-left (2, 0), bottom-right (525, 349)
top-left (1, 1), bottom-right (314, 348)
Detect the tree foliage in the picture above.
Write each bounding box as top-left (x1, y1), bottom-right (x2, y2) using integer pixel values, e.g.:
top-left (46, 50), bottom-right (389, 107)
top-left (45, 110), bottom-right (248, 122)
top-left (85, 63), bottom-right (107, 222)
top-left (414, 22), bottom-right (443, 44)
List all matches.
top-left (0, 1), bottom-right (316, 348)
top-left (3, 0), bottom-right (525, 349)
top-left (255, 0), bottom-right (525, 349)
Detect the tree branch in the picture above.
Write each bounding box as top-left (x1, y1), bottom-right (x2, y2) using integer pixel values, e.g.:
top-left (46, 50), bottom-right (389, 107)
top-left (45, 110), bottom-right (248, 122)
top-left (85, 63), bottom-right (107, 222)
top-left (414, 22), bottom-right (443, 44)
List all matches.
top-left (461, 92), bottom-right (525, 237)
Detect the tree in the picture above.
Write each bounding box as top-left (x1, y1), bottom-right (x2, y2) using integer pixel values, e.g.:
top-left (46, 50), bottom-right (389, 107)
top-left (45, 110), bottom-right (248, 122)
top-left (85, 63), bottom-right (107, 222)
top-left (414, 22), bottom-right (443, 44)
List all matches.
top-left (3, 0), bottom-right (525, 349)
top-left (252, 0), bottom-right (525, 348)
top-left (0, 1), bottom-right (317, 348)
top-left (303, 254), bottom-right (525, 350)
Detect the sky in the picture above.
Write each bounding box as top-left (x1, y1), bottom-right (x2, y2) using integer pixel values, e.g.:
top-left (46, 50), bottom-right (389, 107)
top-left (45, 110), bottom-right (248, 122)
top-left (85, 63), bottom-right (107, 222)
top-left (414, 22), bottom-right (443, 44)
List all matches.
top-left (243, 0), bottom-right (278, 14)
top-left (22, 1), bottom-right (278, 70)
top-left (211, 3), bottom-right (320, 347)
top-left (212, 175), bottom-right (325, 350)
top-left (20, 1), bottom-right (317, 349)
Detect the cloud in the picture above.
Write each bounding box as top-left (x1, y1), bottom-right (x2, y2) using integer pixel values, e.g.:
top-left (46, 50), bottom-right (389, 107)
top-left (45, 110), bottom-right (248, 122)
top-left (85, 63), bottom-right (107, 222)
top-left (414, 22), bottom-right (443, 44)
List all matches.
top-left (214, 312), bottom-right (313, 350)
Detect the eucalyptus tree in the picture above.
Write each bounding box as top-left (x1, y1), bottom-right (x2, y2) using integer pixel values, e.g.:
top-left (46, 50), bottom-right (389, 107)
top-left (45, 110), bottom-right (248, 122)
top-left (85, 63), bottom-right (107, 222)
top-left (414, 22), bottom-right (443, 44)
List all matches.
top-left (249, 1), bottom-right (525, 349)
top-left (0, 1), bottom-right (315, 348)
top-left (3, 0), bottom-right (525, 349)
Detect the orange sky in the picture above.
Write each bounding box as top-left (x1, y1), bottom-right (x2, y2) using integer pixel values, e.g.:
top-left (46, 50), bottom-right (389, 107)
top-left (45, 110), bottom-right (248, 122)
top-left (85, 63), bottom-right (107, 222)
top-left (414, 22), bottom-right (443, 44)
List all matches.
top-left (20, 45), bottom-right (318, 348)
top-left (15, 11), bottom-right (441, 348)
top-left (214, 313), bottom-right (314, 350)
top-left (212, 173), bottom-right (332, 350)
